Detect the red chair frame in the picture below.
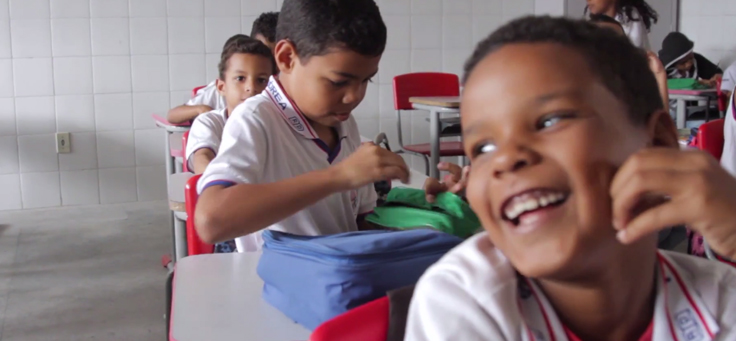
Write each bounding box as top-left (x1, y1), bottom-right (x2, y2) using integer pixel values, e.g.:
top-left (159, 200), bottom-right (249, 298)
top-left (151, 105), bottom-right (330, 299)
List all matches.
top-left (185, 174), bottom-right (214, 255)
top-left (310, 296), bottom-right (390, 341)
top-left (392, 73), bottom-right (464, 175)
top-left (696, 118), bottom-right (725, 160)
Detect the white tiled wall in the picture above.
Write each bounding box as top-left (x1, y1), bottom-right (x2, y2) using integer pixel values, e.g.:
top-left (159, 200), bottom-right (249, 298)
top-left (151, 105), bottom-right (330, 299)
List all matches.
top-left (0, 0), bottom-right (538, 210)
top-left (679, 0), bottom-right (736, 70)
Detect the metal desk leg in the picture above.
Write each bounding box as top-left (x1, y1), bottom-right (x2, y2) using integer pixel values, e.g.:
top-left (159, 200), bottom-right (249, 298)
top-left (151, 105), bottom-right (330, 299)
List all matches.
top-left (173, 215), bottom-right (188, 261)
top-left (676, 98), bottom-right (686, 129)
top-left (430, 110), bottom-right (440, 179)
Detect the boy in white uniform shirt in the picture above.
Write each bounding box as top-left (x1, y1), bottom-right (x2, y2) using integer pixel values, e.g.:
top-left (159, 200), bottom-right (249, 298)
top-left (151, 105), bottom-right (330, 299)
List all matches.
top-left (185, 37), bottom-right (274, 175)
top-left (407, 17), bottom-right (736, 341)
top-left (195, 0), bottom-right (409, 249)
top-left (186, 37), bottom-right (274, 253)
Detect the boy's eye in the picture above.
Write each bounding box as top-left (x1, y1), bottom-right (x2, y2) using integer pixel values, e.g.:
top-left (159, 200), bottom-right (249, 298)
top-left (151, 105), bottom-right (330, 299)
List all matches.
top-left (535, 112), bottom-right (575, 130)
top-left (471, 142), bottom-right (496, 157)
top-left (236, 76), bottom-right (246, 82)
top-left (257, 77), bottom-right (268, 84)
top-left (363, 77), bottom-right (374, 84)
top-left (330, 80), bottom-right (349, 87)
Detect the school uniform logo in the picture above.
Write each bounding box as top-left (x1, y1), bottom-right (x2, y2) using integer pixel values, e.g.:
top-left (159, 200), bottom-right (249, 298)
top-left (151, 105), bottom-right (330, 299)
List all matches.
top-left (266, 82), bottom-right (288, 110)
top-left (288, 117), bottom-right (305, 132)
top-left (675, 309), bottom-right (704, 341)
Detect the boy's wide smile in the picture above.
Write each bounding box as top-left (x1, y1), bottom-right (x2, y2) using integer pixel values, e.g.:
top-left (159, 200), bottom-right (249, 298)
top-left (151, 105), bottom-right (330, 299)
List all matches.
top-left (500, 188), bottom-right (570, 232)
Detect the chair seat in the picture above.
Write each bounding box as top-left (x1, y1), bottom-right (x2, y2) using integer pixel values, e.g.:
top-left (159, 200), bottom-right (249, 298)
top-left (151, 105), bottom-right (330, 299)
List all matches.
top-left (404, 142), bottom-right (465, 156)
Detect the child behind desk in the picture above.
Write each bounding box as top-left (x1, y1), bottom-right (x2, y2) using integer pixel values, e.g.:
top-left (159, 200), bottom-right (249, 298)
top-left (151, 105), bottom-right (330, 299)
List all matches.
top-left (194, 0), bottom-right (409, 252)
top-left (186, 37), bottom-right (274, 253)
top-left (406, 16), bottom-right (736, 341)
top-left (659, 32), bottom-right (723, 86)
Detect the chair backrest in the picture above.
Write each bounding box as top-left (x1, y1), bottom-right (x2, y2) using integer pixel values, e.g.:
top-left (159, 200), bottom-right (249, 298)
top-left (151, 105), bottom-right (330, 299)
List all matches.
top-left (192, 85), bottom-right (206, 98)
top-left (697, 118), bottom-right (725, 159)
top-left (182, 131), bottom-right (190, 173)
top-left (393, 73), bottom-right (460, 111)
top-left (185, 174), bottom-right (214, 255)
top-left (310, 296), bottom-right (389, 341)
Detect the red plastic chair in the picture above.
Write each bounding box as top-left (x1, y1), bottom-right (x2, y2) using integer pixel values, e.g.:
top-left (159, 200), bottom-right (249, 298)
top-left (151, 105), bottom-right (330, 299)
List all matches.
top-left (696, 118), bottom-right (725, 159)
top-left (310, 296), bottom-right (390, 341)
top-left (392, 73), bottom-right (465, 175)
top-left (192, 85), bottom-right (207, 98)
top-left (185, 174), bottom-right (214, 255)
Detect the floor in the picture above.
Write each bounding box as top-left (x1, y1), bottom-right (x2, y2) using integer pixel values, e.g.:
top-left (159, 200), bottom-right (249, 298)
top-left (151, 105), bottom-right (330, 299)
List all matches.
top-left (0, 201), bottom-right (171, 341)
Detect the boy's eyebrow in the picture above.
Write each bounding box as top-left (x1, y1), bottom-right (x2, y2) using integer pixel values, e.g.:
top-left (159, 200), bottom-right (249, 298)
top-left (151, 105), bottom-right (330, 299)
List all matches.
top-left (332, 70), bottom-right (379, 80)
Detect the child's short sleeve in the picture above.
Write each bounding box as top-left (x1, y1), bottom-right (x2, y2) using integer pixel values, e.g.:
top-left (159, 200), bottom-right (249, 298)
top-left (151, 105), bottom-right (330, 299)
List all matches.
top-left (185, 111), bottom-right (225, 170)
top-left (197, 106), bottom-right (268, 194)
top-left (185, 82), bottom-right (226, 110)
top-left (722, 63), bottom-right (736, 93)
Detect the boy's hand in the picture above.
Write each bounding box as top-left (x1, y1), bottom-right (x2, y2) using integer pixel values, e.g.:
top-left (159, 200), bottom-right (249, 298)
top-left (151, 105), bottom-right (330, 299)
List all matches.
top-left (646, 51), bottom-right (665, 77)
top-left (611, 148), bottom-right (736, 259)
top-left (423, 162), bottom-right (469, 203)
top-left (333, 143), bottom-right (410, 190)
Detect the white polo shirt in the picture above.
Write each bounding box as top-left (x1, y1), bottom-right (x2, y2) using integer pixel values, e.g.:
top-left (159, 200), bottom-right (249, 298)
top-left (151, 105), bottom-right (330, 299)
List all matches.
top-left (406, 232), bottom-right (736, 341)
top-left (721, 62), bottom-right (736, 94)
top-left (616, 8), bottom-right (650, 50)
top-left (185, 108), bottom-right (227, 171)
top-left (198, 76), bottom-right (377, 249)
top-left (186, 80), bottom-right (226, 110)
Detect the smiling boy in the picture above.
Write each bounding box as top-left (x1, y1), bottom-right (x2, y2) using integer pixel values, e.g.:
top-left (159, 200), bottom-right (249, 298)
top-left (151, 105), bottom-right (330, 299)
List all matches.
top-left (406, 17), bottom-right (736, 341)
top-left (195, 0), bottom-right (409, 249)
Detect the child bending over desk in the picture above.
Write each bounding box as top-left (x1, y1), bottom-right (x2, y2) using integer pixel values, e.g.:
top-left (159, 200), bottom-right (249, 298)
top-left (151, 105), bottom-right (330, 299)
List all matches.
top-left (659, 32), bottom-right (723, 87)
top-left (406, 16), bottom-right (736, 341)
top-left (194, 0), bottom-right (409, 251)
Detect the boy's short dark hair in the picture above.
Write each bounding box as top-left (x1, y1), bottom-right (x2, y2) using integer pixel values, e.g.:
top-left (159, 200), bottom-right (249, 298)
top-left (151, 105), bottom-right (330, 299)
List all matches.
top-left (223, 34), bottom-right (250, 50)
top-left (276, 0), bottom-right (387, 61)
top-left (251, 12), bottom-right (279, 43)
top-left (588, 13), bottom-right (624, 30)
top-left (219, 37), bottom-right (276, 79)
top-left (464, 16), bottom-right (662, 125)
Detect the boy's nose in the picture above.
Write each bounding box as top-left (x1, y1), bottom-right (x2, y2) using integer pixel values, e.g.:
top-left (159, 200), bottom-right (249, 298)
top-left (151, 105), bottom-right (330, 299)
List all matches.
top-left (490, 145), bottom-right (539, 178)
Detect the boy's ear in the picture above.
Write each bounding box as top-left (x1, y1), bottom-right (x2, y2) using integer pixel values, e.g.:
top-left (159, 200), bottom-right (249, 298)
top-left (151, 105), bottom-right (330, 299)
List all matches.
top-left (646, 109), bottom-right (679, 148)
top-left (215, 78), bottom-right (226, 96)
top-left (274, 40), bottom-right (298, 75)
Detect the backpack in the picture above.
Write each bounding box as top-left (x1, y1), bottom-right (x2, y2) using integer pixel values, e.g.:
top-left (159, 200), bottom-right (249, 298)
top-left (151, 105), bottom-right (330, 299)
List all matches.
top-left (366, 188), bottom-right (481, 238)
top-left (257, 229), bottom-right (463, 330)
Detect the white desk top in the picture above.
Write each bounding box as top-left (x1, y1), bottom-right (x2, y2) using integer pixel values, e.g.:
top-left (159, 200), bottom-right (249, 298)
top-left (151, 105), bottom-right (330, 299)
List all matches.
top-left (170, 252), bottom-right (311, 341)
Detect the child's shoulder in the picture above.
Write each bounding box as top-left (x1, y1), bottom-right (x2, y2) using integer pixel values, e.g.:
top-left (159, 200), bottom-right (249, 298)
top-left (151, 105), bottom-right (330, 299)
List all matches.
top-left (417, 232), bottom-right (518, 302)
top-left (192, 108), bottom-right (227, 128)
top-left (228, 93), bottom-right (283, 126)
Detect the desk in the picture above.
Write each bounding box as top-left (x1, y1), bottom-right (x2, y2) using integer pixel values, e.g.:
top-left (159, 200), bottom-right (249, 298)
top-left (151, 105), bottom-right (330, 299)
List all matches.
top-left (409, 96), bottom-right (461, 179)
top-left (170, 253), bottom-right (311, 341)
top-left (168, 172), bottom-right (192, 261)
top-left (668, 89), bottom-right (717, 129)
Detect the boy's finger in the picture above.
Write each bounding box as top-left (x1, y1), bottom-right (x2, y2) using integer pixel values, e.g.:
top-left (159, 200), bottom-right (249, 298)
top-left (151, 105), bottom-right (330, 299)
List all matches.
top-left (437, 162), bottom-right (463, 179)
top-left (611, 169), bottom-right (681, 228)
top-left (610, 149), bottom-right (705, 197)
top-left (617, 201), bottom-right (686, 244)
top-left (382, 165), bottom-right (410, 184)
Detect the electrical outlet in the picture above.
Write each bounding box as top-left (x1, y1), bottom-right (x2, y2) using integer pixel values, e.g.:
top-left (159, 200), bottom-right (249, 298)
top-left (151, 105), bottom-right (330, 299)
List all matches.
top-left (56, 132), bottom-right (71, 154)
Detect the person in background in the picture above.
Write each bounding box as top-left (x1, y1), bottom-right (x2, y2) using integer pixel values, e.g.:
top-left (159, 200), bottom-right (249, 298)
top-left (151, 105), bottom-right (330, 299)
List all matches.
top-left (194, 0), bottom-right (409, 252)
top-left (659, 32), bottom-right (723, 87)
top-left (185, 37), bottom-right (274, 253)
top-left (166, 34), bottom-right (248, 124)
top-left (251, 12), bottom-right (279, 52)
top-left (589, 14), bottom-right (669, 110)
top-left (586, 0), bottom-right (658, 50)
top-left (406, 16), bottom-right (736, 340)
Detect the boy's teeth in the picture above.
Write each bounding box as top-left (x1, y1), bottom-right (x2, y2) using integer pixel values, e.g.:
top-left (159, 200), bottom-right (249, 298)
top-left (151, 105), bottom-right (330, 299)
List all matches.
top-left (504, 190), bottom-right (567, 220)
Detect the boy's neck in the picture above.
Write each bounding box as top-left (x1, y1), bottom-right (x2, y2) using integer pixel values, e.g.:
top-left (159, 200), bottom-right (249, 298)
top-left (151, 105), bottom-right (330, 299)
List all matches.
top-left (278, 74), bottom-right (339, 146)
top-left (601, 6), bottom-right (617, 18)
top-left (538, 245), bottom-right (657, 341)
